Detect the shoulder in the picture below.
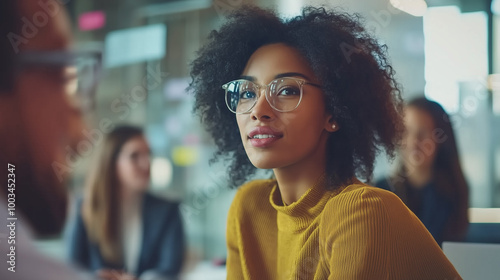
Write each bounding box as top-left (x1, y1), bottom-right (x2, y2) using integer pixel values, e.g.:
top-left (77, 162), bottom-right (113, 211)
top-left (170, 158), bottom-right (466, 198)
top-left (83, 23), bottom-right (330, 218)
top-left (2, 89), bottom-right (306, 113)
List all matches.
top-left (144, 193), bottom-right (178, 206)
top-left (374, 177), bottom-right (393, 191)
top-left (320, 183), bottom-right (418, 241)
top-left (228, 179), bottom-right (276, 219)
top-left (142, 194), bottom-right (183, 235)
top-left (233, 179), bottom-right (275, 202)
top-left (331, 183), bottom-right (401, 204)
top-left (143, 193), bottom-right (180, 216)
top-left (318, 184), bottom-right (461, 279)
top-left (321, 183), bottom-right (426, 234)
top-left (70, 197), bottom-right (86, 226)
top-left (324, 183), bottom-right (406, 221)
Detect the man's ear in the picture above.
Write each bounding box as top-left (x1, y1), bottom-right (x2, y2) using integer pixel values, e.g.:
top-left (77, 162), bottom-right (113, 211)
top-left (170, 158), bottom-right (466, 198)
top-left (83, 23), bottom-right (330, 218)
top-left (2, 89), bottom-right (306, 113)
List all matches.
top-left (325, 116), bottom-right (340, 133)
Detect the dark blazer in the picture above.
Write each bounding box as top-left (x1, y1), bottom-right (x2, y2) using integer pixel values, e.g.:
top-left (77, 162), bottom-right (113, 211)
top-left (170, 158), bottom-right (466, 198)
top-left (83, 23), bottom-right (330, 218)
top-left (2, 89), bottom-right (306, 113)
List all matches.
top-left (66, 193), bottom-right (184, 279)
top-left (376, 178), bottom-right (452, 246)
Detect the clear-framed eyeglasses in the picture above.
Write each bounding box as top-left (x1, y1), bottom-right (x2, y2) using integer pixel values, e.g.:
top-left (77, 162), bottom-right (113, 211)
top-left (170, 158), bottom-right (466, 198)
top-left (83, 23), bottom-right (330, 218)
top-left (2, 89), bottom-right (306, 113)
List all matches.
top-left (222, 77), bottom-right (322, 114)
top-left (15, 46), bottom-right (103, 113)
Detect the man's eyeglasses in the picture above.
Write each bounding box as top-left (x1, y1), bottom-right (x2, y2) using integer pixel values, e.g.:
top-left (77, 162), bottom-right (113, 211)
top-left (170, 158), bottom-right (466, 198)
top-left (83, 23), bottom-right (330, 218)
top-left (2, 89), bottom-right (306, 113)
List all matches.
top-left (222, 77), bottom-right (321, 114)
top-left (15, 48), bottom-right (103, 113)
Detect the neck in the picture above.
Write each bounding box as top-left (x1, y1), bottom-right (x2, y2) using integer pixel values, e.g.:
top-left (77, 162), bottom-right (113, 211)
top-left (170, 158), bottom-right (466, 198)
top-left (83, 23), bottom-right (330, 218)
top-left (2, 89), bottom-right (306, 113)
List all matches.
top-left (120, 187), bottom-right (143, 207)
top-left (273, 134), bottom-right (329, 205)
top-left (274, 169), bottom-right (325, 205)
top-left (406, 165), bottom-right (433, 189)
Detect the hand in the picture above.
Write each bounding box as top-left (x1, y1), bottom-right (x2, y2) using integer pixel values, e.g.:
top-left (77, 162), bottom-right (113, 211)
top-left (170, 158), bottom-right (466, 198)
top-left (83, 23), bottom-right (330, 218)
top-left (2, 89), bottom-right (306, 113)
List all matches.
top-left (97, 269), bottom-right (139, 280)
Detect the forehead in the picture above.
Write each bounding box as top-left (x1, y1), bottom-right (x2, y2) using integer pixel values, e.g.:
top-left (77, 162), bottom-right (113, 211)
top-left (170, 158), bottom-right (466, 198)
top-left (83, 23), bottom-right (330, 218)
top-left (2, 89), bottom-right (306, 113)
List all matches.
top-left (121, 136), bottom-right (148, 151)
top-left (405, 106), bottom-right (435, 129)
top-left (17, 0), bottom-right (72, 51)
top-left (241, 43), bottom-right (317, 83)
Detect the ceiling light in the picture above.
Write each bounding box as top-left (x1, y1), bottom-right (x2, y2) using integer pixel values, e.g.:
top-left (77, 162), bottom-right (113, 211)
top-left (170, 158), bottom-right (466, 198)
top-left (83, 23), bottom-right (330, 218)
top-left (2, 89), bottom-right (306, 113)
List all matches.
top-left (390, 0), bottom-right (428, 17)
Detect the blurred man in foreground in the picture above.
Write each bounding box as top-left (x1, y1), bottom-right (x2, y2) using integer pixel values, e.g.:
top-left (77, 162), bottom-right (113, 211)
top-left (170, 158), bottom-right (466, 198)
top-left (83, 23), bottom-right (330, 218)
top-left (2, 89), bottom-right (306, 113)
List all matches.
top-left (0, 1), bottom-right (100, 279)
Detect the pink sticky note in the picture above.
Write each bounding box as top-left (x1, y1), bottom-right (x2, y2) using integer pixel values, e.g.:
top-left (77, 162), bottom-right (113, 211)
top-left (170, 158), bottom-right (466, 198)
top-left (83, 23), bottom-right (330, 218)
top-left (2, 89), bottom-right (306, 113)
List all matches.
top-left (79, 11), bottom-right (106, 31)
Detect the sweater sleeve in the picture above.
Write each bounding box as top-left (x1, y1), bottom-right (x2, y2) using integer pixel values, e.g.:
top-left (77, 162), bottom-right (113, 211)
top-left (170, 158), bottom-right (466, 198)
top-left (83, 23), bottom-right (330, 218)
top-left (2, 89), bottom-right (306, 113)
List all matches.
top-left (321, 187), bottom-right (390, 280)
top-left (225, 190), bottom-right (245, 280)
top-left (320, 186), bottom-right (461, 280)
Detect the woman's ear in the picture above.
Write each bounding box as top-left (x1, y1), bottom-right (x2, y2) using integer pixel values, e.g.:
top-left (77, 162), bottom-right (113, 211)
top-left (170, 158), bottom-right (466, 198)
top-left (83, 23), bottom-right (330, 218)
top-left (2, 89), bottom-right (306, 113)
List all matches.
top-left (325, 116), bottom-right (340, 133)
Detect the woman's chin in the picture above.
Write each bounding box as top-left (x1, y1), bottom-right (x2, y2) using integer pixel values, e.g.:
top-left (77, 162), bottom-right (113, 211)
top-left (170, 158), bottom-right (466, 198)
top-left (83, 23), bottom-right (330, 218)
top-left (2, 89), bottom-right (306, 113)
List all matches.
top-left (131, 183), bottom-right (149, 193)
top-left (248, 158), bottom-right (281, 170)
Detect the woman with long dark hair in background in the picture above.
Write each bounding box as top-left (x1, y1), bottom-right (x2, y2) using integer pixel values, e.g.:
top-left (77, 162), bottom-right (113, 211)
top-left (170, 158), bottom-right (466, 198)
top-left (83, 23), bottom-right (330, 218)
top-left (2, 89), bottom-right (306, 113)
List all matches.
top-left (377, 97), bottom-right (469, 246)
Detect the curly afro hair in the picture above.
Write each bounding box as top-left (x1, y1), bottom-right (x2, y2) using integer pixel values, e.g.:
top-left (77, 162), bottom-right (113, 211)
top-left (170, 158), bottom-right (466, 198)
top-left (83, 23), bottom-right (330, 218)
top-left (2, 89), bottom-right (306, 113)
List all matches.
top-left (190, 5), bottom-right (404, 188)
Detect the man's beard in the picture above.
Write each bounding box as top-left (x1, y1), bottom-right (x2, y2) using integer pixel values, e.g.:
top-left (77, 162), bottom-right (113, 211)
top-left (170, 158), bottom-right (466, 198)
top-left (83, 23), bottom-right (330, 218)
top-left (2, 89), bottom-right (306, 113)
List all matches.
top-left (0, 157), bottom-right (68, 238)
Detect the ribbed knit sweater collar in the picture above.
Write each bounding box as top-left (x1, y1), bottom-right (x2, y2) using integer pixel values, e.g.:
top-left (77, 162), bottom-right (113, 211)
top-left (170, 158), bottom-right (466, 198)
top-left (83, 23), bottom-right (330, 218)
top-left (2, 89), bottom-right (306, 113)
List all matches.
top-left (269, 174), bottom-right (339, 232)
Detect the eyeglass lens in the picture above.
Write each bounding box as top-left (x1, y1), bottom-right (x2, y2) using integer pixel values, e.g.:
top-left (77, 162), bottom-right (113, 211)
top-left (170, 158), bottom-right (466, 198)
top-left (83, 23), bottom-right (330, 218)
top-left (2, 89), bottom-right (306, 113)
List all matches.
top-left (225, 78), bottom-right (302, 113)
top-left (57, 56), bottom-right (100, 113)
top-left (18, 51), bottom-right (101, 113)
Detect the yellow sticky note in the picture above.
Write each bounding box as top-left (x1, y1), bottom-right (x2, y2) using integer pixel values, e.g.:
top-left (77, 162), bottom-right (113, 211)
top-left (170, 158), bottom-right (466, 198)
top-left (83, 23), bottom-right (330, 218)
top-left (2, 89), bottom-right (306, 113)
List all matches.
top-left (172, 146), bottom-right (199, 166)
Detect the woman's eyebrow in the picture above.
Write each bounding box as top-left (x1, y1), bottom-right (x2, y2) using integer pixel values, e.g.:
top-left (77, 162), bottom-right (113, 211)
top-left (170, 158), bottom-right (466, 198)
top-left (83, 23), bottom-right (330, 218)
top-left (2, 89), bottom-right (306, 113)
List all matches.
top-left (274, 72), bottom-right (311, 80)
top-left (239, 72), bottom-right (312, 82)
top-left (239, 75), bottom-right (256, 81)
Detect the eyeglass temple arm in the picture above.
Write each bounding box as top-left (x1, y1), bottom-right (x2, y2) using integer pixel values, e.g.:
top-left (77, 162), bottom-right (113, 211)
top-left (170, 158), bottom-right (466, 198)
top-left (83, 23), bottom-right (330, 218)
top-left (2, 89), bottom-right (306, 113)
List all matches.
top-left (305, 82), bottom-right (322, 88)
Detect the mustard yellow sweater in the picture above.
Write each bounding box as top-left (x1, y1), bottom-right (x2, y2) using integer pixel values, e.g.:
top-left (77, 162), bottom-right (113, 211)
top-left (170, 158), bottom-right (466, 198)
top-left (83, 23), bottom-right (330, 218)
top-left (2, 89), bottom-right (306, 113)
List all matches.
top-left (226, 178), bottom-right (461, 280)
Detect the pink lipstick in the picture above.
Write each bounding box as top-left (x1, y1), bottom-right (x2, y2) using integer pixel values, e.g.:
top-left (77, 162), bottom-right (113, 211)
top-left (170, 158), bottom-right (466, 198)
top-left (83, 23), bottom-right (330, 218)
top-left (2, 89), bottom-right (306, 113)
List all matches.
top-left (247, 126), bottom-right (283, 148)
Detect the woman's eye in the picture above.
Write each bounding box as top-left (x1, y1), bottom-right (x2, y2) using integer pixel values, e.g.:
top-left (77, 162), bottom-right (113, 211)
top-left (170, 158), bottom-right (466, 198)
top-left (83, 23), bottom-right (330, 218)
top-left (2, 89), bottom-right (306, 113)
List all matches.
top-left (240, 91), bottom-right (256, 99)
top-left (130, 153), bottom-right (139, 160)
top-left (277, 86), bottom-right (300, 96)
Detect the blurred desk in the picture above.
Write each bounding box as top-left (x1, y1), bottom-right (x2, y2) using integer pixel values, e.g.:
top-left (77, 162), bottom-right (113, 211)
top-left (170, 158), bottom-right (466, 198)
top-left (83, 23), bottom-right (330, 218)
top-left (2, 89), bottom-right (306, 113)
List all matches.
top-left (34, 237), bottom-right (66, 261)
top-left (181, 261), bottom-right (226, 280)
top-left (443, 242), bottom-right (500, 280)
top-left (467, 208), bottom-right (500, 243)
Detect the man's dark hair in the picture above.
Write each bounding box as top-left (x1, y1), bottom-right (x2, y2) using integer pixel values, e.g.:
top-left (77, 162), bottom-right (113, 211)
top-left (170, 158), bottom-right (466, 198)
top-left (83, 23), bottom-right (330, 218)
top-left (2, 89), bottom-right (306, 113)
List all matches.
top-left (190, 6), bottom-right (404, 188)
top-left (0, 1), bottom-right (19, 92)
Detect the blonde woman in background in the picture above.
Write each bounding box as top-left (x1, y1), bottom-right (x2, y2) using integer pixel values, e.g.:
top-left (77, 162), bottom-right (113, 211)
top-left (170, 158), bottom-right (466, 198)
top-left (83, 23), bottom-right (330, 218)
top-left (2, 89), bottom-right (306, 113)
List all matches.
top-left (66, 125), bottom-right (184, 280)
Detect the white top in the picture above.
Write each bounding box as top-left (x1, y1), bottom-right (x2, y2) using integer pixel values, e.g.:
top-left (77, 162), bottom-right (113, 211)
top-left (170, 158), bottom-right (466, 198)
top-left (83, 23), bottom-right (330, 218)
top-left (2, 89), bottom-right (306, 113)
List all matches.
top-left (121, 195), bottom-right (143, 275)
top-left (0, 200), bottom-right (95, 280)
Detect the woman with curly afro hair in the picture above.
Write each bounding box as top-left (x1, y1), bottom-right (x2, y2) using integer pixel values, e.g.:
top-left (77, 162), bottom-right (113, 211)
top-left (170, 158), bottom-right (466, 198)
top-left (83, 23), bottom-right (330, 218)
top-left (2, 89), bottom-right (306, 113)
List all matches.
top-left (190, 5), bottom-right (460, 280)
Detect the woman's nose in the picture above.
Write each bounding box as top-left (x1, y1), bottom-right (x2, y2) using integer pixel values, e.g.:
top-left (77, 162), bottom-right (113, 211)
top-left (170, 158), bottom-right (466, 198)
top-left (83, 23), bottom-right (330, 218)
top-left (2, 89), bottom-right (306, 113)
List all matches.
top-left (138, 155), bottom-right (150, 169)
top-left (250, 89), bottom-right (274, 121)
